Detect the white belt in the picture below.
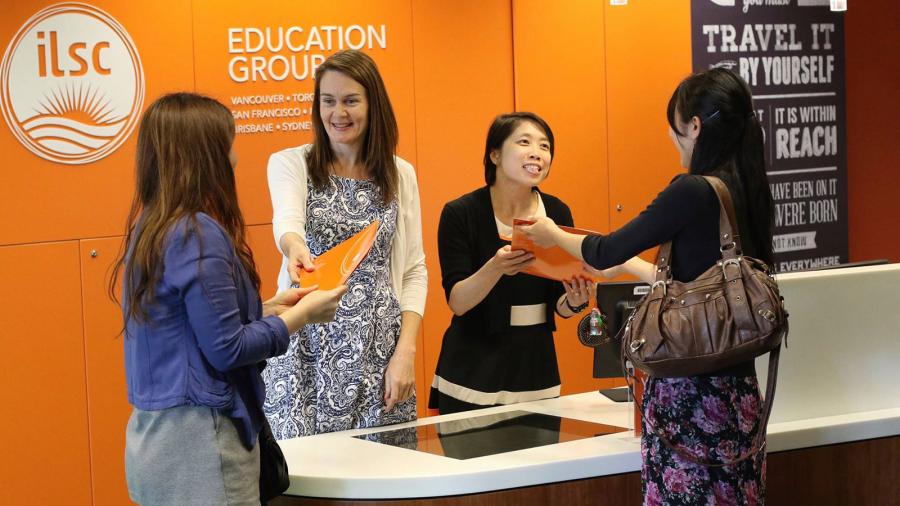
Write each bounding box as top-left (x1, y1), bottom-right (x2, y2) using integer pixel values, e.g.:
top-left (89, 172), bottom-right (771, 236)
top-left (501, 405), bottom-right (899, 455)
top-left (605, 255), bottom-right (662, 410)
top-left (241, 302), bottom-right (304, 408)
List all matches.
top-left (510, 303), bottom-right (547, 326)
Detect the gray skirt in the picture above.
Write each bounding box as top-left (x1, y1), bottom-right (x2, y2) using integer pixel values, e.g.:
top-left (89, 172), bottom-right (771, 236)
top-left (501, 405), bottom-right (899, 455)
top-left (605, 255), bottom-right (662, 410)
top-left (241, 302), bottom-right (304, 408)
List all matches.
top-left (125, 405), bottom-right (260, 506)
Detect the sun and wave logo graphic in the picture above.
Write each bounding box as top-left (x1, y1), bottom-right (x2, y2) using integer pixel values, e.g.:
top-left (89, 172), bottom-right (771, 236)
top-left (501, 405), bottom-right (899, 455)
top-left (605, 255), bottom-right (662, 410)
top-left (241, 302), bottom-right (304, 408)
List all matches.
top-left (1, 3), bottom-right (144, 165)
top-left (22, 83), bottom-right (128, 158)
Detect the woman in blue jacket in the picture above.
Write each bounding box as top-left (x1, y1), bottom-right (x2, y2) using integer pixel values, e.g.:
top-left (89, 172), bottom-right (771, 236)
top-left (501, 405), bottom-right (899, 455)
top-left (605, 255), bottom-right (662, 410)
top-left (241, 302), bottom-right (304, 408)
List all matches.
top-left (110, 93), bottom-right (346, 505)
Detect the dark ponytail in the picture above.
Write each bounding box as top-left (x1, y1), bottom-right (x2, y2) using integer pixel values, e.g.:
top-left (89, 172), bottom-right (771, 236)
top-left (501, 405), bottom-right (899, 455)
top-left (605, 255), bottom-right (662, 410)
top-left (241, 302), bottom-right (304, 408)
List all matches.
top-left (738, 112), bottom-right (775, 265)
top-left (667, 68), bottom-right (775, 266)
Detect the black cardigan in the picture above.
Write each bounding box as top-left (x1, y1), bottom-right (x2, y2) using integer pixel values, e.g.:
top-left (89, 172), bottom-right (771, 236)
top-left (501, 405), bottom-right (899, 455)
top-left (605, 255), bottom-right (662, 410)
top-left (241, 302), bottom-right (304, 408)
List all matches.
top-left (438, 186), bottom-right (574, 337)
top-left (581, 173), bottom-right (762, 282)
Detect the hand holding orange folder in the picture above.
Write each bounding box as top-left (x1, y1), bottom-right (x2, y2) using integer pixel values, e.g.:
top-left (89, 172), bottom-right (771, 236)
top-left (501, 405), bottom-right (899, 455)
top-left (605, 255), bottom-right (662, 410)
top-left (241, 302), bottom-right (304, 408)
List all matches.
top-left (510, 218), bottom-right (599, 282)
top-left (299, 220), bottom-right (380, 290)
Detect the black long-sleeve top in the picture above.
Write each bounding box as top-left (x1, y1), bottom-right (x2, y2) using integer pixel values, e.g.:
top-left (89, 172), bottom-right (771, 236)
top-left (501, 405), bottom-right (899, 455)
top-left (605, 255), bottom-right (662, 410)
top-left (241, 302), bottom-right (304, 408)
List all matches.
top-left (582, 173), bottom-right (759, 376)
top-left (438, 186), bottom-right (573, 337)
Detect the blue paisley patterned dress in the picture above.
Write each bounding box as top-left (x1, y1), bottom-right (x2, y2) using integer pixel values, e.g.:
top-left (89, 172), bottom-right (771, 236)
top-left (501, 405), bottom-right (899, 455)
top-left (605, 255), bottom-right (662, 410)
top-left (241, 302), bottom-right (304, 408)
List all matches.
top-left (263, 175), bottom-right (417, 439)
top-left (641, 376), bottom-right (766, 506)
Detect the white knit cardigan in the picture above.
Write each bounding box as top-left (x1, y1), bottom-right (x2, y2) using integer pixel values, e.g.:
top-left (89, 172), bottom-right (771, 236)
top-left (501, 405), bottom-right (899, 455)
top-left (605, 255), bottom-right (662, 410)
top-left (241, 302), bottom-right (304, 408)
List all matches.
top-left (267, 144), bottom-right (428, 316)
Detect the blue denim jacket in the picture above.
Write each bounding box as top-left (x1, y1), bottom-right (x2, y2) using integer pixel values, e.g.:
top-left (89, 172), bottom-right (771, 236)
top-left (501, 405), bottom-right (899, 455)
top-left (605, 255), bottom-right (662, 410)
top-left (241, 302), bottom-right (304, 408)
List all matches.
top-left (124, 213), bottom-right (289, 448)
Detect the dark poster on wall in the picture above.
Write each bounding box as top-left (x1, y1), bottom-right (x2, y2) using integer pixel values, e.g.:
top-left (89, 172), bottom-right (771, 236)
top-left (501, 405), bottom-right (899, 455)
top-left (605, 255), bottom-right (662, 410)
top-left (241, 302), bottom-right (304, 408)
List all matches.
top-left (691, 0), bottom-right (847, 272)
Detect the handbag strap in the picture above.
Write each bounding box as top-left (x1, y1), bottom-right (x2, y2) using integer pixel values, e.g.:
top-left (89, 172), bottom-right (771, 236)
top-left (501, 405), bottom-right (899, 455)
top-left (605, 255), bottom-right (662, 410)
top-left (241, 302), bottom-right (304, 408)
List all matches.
top-left (702, 176), bottom-right (743, 257)
top-left (624, 346), bottom-right (781, 469)
top-left (650, 175), bottom-right (754, 338)
top-left (702, 175), bottom-right (758, 330)
top-left (654, 175), bottom-right (742, 284)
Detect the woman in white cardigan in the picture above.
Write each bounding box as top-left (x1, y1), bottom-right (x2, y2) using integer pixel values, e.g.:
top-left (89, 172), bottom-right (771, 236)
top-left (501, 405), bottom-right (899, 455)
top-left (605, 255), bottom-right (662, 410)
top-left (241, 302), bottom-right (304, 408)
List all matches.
top-left (262, 50), bottom-right (427, 438)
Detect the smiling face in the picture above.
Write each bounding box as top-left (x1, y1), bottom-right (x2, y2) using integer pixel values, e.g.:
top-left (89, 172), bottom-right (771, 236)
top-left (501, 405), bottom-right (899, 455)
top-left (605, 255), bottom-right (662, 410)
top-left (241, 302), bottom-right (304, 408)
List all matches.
top-left (318, 70), bottom-right (369, 150)
top-left (491, 120), bottom-right (552, 188)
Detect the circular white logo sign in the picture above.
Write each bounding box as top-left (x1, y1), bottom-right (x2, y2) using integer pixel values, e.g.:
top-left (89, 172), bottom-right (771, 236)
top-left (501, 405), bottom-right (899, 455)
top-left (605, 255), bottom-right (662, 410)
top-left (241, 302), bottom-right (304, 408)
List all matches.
top-left (1, 3), bottom-right (144, 165)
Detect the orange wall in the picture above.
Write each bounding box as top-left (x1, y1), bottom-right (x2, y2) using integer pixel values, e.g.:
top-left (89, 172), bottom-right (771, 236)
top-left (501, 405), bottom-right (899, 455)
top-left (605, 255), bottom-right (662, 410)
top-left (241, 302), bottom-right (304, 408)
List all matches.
top-left (512, 0), bottom-right (614, 393)
top-left (411, 0), bottom-right (517, 412)
top-left (80, 237), bottom-right (130, 506)
top-left (0, 242), bottom-right (93, 505)
top-left (845, 0), bottom-right (900, 264)
top-left (1, 2), bottom-right (896, 505)
top-left (604, 0), bottom-right (692, 232)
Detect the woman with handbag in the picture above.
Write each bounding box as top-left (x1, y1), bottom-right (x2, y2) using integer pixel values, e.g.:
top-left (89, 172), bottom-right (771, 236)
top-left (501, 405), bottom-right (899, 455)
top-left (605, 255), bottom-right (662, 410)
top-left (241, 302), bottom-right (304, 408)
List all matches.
top-left (428, 112), bottom-right (595, 414)
top-left (521, 68), bottom-right (776, 505)
top-left (111, 92), bottom-right (346, 505)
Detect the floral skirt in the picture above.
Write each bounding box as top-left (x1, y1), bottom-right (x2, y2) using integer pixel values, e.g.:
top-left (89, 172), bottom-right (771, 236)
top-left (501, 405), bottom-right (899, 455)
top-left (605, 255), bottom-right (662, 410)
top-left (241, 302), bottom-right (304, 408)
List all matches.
top-left (641, 375), bottom-right (766, 506)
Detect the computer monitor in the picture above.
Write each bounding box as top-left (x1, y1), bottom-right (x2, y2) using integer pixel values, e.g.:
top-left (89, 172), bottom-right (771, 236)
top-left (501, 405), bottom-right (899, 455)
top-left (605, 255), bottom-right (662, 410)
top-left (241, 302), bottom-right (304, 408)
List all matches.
top-left (591, 280), bottom-right (650, 379)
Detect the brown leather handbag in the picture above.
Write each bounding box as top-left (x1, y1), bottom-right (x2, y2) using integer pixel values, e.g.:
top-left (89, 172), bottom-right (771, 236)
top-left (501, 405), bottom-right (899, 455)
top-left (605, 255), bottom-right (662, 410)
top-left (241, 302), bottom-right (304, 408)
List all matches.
top-left (621, 175), bottom-right (788, 466)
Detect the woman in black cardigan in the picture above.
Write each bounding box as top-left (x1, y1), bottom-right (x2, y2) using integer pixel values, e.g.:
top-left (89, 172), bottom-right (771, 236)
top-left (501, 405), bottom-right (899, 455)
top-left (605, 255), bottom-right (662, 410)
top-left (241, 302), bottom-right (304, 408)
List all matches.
top-left (428, 112), bottom-right (595, 414)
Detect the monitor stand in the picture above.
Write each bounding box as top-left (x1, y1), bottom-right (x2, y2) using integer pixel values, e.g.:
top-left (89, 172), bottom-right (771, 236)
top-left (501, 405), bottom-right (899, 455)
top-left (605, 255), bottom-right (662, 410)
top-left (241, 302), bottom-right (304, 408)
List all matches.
top-left (598, 387), bottom-right (631, 403)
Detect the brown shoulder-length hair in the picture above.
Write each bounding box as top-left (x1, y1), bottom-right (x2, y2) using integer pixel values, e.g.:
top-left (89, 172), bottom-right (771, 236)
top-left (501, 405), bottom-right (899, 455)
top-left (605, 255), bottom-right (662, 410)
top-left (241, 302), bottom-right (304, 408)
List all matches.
top-left (307, 49), bottom-right (399, 204)
top-left (109, 92), bottom-right (259, 323)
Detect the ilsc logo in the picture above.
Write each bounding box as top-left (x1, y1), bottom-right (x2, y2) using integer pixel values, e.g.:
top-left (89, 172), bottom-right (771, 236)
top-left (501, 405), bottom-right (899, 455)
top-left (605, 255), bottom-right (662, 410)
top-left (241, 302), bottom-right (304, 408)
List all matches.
top-left (0, 3), bottom-right (144, 165)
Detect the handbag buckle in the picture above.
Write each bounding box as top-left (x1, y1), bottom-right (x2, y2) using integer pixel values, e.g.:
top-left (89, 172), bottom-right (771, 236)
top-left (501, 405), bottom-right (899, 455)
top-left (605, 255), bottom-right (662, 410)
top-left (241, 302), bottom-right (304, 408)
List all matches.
top-left (651, 280), bottom-right (668, 297)
top-left (758, 308), bottom-right (776, 322)
top-left (720, 257), bottom-right (741, 276)
top-left (629, 338), bottom-right (646, 353)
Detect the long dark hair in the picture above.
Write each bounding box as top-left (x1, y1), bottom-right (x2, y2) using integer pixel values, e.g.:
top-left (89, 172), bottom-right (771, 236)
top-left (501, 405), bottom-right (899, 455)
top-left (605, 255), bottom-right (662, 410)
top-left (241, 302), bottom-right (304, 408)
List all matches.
top-left (483, 112), bottom-right (555, 185)
top-left (109, 92), bottom-right (259, 322)
top-left (307, 50), bottom-right (398, 204)
top-left (667, 68), bottom-right (774, 265)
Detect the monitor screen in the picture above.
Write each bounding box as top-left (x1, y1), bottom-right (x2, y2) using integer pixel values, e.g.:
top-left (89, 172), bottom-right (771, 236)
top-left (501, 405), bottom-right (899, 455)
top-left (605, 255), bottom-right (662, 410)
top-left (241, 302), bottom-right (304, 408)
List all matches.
top-left (592, 280), bottom-right (650, 378)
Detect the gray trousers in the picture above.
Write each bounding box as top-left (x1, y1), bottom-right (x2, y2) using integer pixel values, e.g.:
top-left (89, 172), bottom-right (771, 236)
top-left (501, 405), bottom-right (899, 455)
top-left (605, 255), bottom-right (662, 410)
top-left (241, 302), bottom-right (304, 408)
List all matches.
top-left (125, 405), bottom-right (260, 506)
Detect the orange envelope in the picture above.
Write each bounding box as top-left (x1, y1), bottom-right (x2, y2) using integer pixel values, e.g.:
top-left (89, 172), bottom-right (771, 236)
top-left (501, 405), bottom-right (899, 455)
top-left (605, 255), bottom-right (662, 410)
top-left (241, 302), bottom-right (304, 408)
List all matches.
top-left (300, 220), bottom-right (380, 290)
top-left (511, 219), bottom-right (599, 282)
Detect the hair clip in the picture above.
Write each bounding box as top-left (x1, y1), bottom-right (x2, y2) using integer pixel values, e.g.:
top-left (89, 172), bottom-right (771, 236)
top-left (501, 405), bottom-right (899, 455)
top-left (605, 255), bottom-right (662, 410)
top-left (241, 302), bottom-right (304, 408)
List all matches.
top-left (702, 109), bottom-right (720, 123)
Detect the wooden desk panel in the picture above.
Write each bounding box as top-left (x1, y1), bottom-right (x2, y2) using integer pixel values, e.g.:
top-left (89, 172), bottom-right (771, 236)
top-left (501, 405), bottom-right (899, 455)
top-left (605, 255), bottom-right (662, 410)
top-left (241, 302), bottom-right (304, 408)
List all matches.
top-left (274, 435), bottom-right (900, 506)
top-left (767, 435), bottom-right (900, 505)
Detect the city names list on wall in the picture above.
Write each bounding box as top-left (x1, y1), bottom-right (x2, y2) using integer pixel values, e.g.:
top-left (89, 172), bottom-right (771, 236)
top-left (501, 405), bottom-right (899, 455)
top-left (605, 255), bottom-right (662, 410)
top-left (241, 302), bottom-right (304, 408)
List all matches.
top-left (229, 92), bottom-right (314, 134)
top-left (225, 24), bottom-right (387, 134)
top-left (691, 0), bottom-right (847, 272)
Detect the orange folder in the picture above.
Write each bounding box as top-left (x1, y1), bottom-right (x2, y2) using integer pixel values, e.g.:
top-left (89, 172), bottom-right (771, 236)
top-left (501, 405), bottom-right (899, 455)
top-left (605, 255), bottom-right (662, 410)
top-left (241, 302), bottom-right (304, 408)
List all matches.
top-left (299, 220), bottom-right (380, 290)
top-left (510, 218), bottom-right (599, 282)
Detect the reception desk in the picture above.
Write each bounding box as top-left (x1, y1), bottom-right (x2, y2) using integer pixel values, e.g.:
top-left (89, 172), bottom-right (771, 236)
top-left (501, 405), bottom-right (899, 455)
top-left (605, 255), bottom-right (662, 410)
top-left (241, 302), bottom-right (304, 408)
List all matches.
top-left (272, 264), bottom-right (900, 505)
